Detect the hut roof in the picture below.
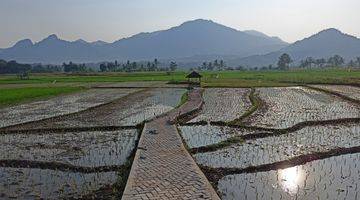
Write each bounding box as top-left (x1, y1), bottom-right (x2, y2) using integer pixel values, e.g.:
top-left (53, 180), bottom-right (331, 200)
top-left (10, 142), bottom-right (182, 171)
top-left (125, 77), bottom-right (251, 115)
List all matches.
top-left (186, 71), bottom-right (202, 78)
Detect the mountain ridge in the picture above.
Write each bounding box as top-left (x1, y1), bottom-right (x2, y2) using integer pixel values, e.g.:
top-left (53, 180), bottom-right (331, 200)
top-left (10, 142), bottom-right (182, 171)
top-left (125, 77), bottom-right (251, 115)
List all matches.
top-left (0, 19), bottom-right (288, 64)
top-left (1, 20), bottom-right (359, 68)
top-left (228, 28), bottom-right (360, 67)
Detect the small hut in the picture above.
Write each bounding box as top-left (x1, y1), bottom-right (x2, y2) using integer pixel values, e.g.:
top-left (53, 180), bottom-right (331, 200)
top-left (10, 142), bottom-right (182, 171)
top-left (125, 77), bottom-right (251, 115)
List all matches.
top-left (186, 71), bottom-right (202, 83)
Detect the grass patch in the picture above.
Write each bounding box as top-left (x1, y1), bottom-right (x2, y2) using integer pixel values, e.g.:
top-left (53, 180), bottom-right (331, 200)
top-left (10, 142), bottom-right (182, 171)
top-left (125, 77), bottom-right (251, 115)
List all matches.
top-left (0, 72), bottom-right (188, 84)
top-left (0, 87), bottom-right (83, 107)
top-left (230, 88), bottom-right (263, 125)
top-left (201, 68), bottom-right (360, 87)
top-left (1, 68), bottom-right (359, 87)
top-left (176, 90), bottom-right (189, 108)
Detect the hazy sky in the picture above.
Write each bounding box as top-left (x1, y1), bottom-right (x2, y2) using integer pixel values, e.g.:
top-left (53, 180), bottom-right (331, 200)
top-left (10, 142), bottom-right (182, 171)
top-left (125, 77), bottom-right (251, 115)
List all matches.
top-left (0, 0), bottom-right (359, 48)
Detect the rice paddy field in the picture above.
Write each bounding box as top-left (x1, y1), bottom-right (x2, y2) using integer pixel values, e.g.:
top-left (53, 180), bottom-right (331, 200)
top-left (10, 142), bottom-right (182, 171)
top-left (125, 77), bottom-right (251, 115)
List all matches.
top-left (0, 70), bottom-right (360, 199)
top-left (178, 84), bottom-right (360, 200)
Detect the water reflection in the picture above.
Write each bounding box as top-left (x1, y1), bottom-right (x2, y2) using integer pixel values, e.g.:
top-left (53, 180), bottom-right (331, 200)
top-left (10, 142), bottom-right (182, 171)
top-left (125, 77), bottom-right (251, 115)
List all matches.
top-left (278, 166), bottom-right (304, 196)
top-left (218, 153), bottom-right (360, 200)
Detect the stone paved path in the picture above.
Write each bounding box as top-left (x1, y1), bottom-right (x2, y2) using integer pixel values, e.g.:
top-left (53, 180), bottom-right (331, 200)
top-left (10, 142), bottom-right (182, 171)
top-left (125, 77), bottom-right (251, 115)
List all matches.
top-left (122, 89), bottom-right (220, 200)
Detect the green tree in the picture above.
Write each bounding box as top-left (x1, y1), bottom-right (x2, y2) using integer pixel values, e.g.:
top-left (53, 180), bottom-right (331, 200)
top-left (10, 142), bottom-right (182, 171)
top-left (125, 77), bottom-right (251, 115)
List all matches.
top-left (154, 58), bottom-right (158, 67)
top-left (356, 57), bottom-right (360, 67)
top-left (201, 62), bottom-right (207, 71)
top-left (219, 60), bottom-right (225, 70)
top-left (348, 60), bottom-right (356, 68)
top-left (327, 55), bottom-right (344, 67)
top-left (277, 53), bottom-right (292, 70)
top-left (169, 61), bottom-right (177, 71)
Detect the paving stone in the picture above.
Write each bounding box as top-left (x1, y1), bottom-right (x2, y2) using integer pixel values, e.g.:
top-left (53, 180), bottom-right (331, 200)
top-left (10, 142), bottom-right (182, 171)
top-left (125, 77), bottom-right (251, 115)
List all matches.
top-left (122, 89), bottom-right (219, 200)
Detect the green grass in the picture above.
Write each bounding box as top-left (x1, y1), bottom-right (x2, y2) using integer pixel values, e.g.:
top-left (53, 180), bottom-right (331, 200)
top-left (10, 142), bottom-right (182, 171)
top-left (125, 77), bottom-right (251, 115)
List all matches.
top-left (0, 68), bottom-right (359, 87)
top-left (230, 88), bottom-right (263, 125)
top-left (201, 68), bottom-right (360, 87)
top-left (0, 87), bottom-right (83, 107)
top-left (176, 90), bottom-right (189, 108)
top-left (0, 72), bottom-right (187, 84)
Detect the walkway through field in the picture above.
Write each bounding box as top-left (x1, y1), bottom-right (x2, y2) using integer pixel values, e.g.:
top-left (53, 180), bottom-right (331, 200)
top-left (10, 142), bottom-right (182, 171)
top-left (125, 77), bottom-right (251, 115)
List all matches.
top-left (122, 89), bottom-right (220, 200)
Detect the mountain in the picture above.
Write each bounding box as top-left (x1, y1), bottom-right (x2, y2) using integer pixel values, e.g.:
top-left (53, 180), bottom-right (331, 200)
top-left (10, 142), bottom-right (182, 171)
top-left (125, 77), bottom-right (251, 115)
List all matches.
top-left (243, 30), bottom-right (286, 44)
top-left (91, 40), bottom-right (109, 46)
top-left (0, 19), bottom-right (288, 63)
top-left (230, 28), bottom-right (360, 67)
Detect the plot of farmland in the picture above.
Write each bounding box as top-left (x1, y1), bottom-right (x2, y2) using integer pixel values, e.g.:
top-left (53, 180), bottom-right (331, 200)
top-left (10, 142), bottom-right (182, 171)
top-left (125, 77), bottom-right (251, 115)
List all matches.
top-left (0, 129), bottom-right (139, 198)
top-left (194, 123), bottom-right (360, 168)
top-left (246, 87), bottom-right (360, 128)
top-left (311, 84), bottom-right (360, 101)
top-left (0, 168), bottom-right (117, 199)
top-left (218, 153), bottom-right (360, 200)
top-left (0, 129), bottom-right (138, 167)
top-left (1, 84), bottom-right (359, 199)
top-left (189, 88), bottom-right (251, 123)
top-left (0, 89), bottom-right (138, 128)
top-left (179, 125), bottom-right (271, 148)
top-left (4, 88), bottom-right (186, 130)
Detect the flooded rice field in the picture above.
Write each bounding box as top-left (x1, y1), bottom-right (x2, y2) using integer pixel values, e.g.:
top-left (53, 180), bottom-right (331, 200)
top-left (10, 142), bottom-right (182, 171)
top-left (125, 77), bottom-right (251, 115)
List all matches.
top-left (218, 153), bottom-right (360, 200)
top-left (4, 88), bottom-right (186, 130)
top-left (194, 123), bottom-right (360, 168)
top-left (0, 88), bottom-right (138, 128)
top-left (179, 125), bottom-right (269, 148)
top-left (189, 88), bottom-right (251, 123)
top-left (54, 88), bottom-right (185, 127)
top-left (0, 87), bottom-right (185, 198)
top-left (1, 85), bottom-right (359, 199)
top-left (0, 129), bottom-right (139, 198)
top-left (0, 168), bottom-right (117, 199)
top-left (0, 129), bottom-right (138, 167)
top-left (178, 86), bottom-right (360, 200)
top-left (179, 125), bottom-right (238, 148)
top-left (311, 84), bottom-right (360, 101)
top-left (246, 87), bottom-right (359, 129)
top-left (117, 88), bottom-right (186, 125)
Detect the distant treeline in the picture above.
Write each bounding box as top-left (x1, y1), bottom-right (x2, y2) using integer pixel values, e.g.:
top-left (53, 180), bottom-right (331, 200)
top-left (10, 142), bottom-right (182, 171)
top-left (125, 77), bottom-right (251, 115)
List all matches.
top-left (196, 60), bottom-right (229, 71)
top-left (1, 54), bottom-right (360, 74)
top-left (0, 60), bottom-right (32, 74)
top-left (0, 59), bottom-right (62, 74)
top-left (0, 59), bottom-right (179, 74)
top-left (299, 55), bottom-right (360, 68)
top-left (99, 59), bottom-right (177, 72)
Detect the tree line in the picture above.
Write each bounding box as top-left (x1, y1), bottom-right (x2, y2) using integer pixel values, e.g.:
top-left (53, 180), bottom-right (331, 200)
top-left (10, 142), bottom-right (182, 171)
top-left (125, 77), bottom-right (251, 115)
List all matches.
top-left (276, 53), bottom-right (360, 70)
top-left (0, 60), bottom-right (31, 74)
top-left (99, 59), bottom-right (177, 72)
top-left (1, 54), bottom-right (360, 74)
top-left (196, 60), bottom-right (228, 71)
top-left (299, 55), bottom-right (360, 68)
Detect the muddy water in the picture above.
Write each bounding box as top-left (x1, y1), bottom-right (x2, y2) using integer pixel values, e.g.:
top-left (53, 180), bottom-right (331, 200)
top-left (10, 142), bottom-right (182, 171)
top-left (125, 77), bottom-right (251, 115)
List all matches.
top-left (311, 85), bottom-right (360, 101)
top-left (195, 124), bottom-right (360, 168)
top-left (179, 125), bottom-right (268, 148)
top-left (248, 87), bottom-right (360, 129)
top-left (0, 168), bottom-right (117, 199)
top-left (0, 89), bottom-right (138, 128)
top-left (189, 88), bottom-right (251, 123)
top-left (118, 88), bottom-right (186, 125)
top-left (0, 130), bottom-right (138, 167)
top-left (40, 88), bottom-right (186, 128)
top-left (218, 153), bottom-right (360, 200)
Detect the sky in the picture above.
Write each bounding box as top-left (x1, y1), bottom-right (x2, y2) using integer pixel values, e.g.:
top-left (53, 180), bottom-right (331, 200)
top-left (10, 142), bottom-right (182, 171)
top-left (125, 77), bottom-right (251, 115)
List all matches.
top-left (0, 0), bottom-right (359, 48)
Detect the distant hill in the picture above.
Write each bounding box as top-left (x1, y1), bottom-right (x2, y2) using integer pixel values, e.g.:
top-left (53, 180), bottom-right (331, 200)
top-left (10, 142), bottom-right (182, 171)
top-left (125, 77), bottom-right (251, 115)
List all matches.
top-left (243, 30), bottom-right (286, 44)
top-left (230, 28), bottom-right (360, 67)
top-left (0, 19), bottom-right (288, 64)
